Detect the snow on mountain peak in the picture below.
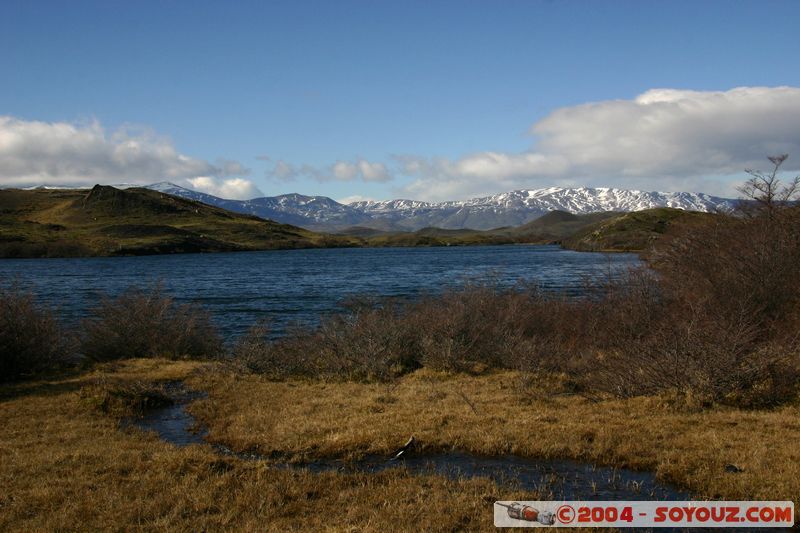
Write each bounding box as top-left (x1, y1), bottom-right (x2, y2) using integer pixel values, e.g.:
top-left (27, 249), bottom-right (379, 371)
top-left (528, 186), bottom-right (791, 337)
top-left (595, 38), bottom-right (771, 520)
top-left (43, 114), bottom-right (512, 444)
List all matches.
top-left (144, 182), bottom-right (737, 231)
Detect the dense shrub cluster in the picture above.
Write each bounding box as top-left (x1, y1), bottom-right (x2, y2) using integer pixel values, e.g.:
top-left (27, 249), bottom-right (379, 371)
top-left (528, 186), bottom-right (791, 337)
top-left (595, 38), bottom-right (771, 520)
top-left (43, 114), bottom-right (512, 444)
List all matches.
top-left (0, 285), bottom-right (71, 382)
top-left (596, 206), bottom-right (800, 406)
top-left (1, 284), bottom-right (221, 380)
top-left (233, 298), bottom-right (423, 381)
top-left (81, 286), bottom-right (221, 361)
top-left (233, 282), bottom-right (611, 381)
top-left (596, 159), bottom-right (800, 406)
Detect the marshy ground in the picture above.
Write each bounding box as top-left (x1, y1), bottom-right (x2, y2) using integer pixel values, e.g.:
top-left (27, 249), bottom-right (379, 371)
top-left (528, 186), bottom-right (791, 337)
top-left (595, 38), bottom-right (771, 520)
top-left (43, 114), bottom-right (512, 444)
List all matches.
top-left (2, 359), bottom-right (798, 531)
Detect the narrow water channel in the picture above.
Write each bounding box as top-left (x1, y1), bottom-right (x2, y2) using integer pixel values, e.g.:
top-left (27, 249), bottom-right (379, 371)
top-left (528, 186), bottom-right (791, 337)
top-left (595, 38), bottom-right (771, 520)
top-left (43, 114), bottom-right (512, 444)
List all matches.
top-left (127, 383), bottom-right (690, 501)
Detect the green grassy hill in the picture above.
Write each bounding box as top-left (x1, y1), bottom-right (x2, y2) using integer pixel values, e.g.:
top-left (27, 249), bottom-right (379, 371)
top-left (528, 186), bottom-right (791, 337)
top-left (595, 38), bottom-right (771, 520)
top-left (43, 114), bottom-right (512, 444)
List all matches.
top-left (490, 210), bottom-right (622, 243)
top-left (358, 211), bottom-right (622, 247)
top-left (0, 185), bottom-right (357, 258)
top-left (561, 207), bottom-right (715, 252)
top-left (356, 208), bottom-right (715, 250)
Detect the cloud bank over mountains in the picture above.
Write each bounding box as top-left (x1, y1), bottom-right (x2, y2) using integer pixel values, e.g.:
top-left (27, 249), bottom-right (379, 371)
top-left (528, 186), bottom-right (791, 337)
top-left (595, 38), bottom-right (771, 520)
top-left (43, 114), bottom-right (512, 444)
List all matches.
top-left (186, 177), bottom-right (263, 200)
top-left (0, 116), bottom-right (260, 200)
top-left (395, 86), bottom-right (800, 200)
top-left (2, 87), bottom-right (799, 202)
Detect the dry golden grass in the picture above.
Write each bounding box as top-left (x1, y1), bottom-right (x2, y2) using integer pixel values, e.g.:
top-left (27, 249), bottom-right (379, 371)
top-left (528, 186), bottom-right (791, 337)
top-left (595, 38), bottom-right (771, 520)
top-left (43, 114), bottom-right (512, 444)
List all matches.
top-left (190, 366), bottom-right (800, 506)
top-left (3, 359), bottom-right (799, 531)
top-left (0, 360), bottom-right (516, 532)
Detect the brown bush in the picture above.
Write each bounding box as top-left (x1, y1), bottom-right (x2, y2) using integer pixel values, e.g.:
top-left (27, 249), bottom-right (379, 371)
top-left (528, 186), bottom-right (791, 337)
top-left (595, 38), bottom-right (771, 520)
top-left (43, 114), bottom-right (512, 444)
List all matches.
top-left (587, 202), bottom-right (800, 406)
top-left (0, 285), bottom-right (72, 381)
top-left (232, 283), bottom-right (597, 381)
top-left (311, 298), bottom-right (423, 380)
top-left (231, 321), bottom-right (323, 378)
top-left (234, 298), bottom-right (424, 381)
top-left (653, 210), bottom-right (800, 338)
top-left (230, 322), bottom-right (275, 374)
top-left (81, 285), bottom-right (221, 361)
top-left (412, 284), bottom-right (574, 373)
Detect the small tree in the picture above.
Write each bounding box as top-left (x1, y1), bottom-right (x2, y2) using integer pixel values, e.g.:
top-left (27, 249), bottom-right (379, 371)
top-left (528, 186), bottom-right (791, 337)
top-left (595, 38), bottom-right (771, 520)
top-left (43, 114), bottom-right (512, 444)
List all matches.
top-left (738, 154), bottom-right (800, 216)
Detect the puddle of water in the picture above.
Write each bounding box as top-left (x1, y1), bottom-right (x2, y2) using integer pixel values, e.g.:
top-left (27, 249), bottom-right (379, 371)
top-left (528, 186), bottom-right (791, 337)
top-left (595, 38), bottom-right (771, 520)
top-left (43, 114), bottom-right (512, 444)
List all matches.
top-left (129, 389), bottom-right (690, 501)
top-left (134, 401), bottom-right (208, 446)
top-left (300, 453), bottom-right (689, 500)
top-left (125, 382), bottom-right (208, 446)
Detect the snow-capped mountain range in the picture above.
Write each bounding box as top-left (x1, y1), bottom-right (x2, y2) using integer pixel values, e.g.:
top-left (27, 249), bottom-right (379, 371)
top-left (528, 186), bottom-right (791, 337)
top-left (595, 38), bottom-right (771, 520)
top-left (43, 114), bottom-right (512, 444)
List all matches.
top-left (144, 182), bottom-right (736, 231)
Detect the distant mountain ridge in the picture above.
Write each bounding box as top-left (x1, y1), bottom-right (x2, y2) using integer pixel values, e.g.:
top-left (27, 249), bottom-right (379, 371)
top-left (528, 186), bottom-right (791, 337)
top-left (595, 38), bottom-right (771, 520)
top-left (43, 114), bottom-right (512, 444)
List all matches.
top-left (144, 182), bottom-right (736, 231)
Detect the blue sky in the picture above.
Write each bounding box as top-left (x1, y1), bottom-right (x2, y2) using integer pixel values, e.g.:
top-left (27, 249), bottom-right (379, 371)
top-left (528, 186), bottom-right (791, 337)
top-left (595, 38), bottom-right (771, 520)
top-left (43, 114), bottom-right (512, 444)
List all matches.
top-left (2, 0), bottom-right (799, 201)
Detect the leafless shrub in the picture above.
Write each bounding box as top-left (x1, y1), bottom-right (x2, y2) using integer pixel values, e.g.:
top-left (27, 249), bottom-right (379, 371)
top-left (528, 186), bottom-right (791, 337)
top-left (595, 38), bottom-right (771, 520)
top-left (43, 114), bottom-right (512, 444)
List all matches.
top-left (587, 164), bottom-right (800, 406)
top-left (230, 322), bottom-right (276, 374)
top-left (231, 321), bottom-right (321, 378)
top-left (297, 298), bottom-right (424, 381)
top-left (724, 341), bottom-right (800, 408)
top-left (590, 308), bottom-right (749, 394)
top-left (588, 309), bottom-right (799, 408)
top-left (653, 210), bottom-right (800, 338)
top-left (234, 283), bottom-right (599, 380)
top-left (232, 258), bottom-right (799, 406)
top-left (0, 284), bottom-right (73, 381)
top-left (81, 285), bottom-right (221, 361)
top-left (414, 285), bottom-right (522, 372)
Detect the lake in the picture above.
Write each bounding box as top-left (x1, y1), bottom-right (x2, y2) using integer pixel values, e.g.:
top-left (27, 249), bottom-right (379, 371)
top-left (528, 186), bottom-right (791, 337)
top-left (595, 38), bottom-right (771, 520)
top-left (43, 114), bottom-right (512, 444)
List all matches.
top-left (0, 245), bottom-right (640, 339)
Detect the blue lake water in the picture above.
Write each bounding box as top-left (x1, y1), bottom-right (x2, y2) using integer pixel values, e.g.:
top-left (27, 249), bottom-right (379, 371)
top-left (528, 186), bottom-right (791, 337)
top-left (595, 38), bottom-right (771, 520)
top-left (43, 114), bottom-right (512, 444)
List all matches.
top-left (0, 245), bottom-right (639, 338)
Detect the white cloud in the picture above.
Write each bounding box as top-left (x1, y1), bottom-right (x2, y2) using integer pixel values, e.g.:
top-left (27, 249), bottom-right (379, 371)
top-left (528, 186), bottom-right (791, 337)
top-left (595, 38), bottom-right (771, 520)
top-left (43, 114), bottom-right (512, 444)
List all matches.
top-left (399, 86), bottom-right (800, 201)
top-left (331, 161), bottom-right (358, 181)
top-left (186, 177), bottom-right (263, 200)
top-left (269, 160), bottom-right (299, 181)
top-left (267, 158), bottom-right (393, 183)
top-left (357, 160), bottom-right (392, 182)
top-left (0, 116), bottom-right (251, 190)
top-left (331, 159), bottom-right (392, 182)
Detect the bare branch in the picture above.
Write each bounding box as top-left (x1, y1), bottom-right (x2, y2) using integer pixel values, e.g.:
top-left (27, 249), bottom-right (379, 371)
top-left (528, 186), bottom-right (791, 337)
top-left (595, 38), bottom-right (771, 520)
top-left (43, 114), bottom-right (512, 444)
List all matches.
top-left (737, 154), bottom-right (799, 215)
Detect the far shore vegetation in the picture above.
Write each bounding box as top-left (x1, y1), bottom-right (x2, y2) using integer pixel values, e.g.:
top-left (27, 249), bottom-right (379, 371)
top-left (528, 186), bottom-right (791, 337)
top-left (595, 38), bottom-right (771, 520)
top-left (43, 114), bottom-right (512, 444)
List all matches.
top-left (1, 157), bottom-right (799, 530)
top-left (2, 182), bottom-right (716, 258)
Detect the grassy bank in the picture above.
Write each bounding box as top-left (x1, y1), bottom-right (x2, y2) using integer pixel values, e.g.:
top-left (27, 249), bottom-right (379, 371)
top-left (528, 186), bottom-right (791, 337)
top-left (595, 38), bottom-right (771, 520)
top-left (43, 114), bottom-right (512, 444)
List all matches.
top-left (2, 359), bottom-right (798, 531)
top-left (0, 360), bottom-right (508, 531)
top-left (191, 366), bottom-right (800, 504)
